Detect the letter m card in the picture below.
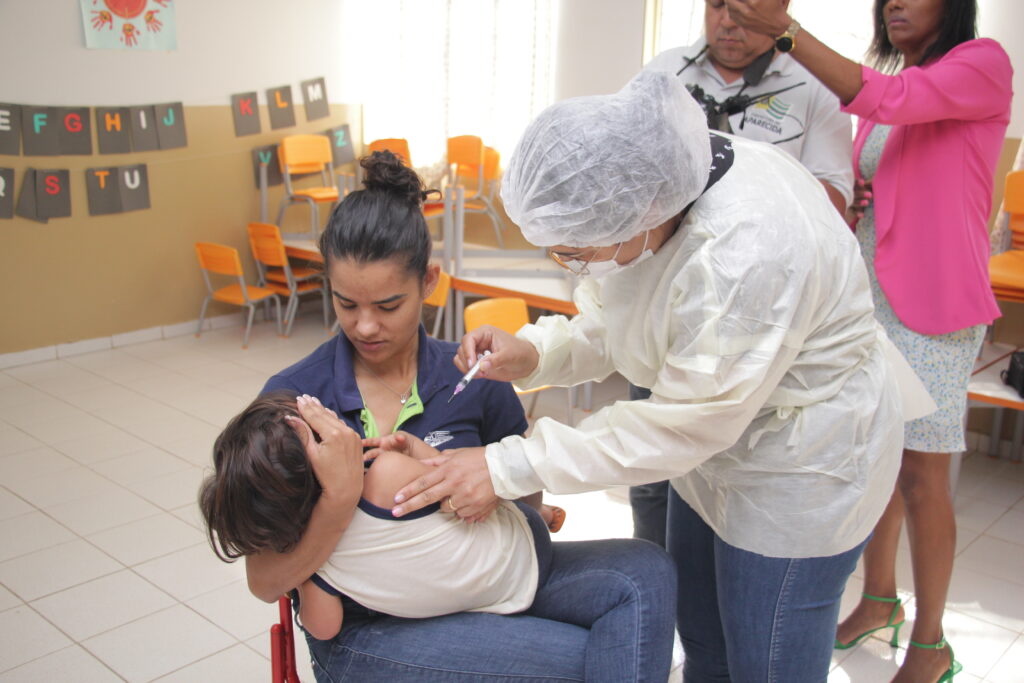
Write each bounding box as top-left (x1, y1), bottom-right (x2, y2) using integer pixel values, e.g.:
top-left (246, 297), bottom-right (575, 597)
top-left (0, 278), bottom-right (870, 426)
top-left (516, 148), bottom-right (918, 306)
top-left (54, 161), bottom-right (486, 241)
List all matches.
top-left (301, 77), bottom-right (330, 121)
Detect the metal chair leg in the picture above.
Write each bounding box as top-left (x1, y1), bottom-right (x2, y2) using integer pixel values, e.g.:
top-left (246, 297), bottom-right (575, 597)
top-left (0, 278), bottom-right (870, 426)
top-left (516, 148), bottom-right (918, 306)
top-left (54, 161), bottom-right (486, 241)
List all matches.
top-left (284, 295), bottom-right (298, 337)
top-left (196, 296), bottom-right (211, 337)
top-left (485, 204), bottom-right (505, 248)
top-left (242, 304), bottom-right (257, 348)
top-left (431, 305), bottom-right (445, 339)
top-left (990, 407), bottom-right (1005, 458)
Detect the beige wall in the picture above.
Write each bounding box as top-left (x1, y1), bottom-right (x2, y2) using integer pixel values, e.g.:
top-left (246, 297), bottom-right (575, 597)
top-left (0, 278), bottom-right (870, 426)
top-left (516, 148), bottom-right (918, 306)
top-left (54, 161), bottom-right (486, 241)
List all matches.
top-left (0, 0), bottom-right (361, 355)
top-left (0, 105), bottom-right (360, 354)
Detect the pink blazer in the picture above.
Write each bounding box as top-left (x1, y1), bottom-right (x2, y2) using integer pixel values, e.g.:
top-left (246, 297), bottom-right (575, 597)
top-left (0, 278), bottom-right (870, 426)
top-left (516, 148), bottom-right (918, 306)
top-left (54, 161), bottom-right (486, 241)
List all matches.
top-left (843, 38), bottom-right (1013, 335)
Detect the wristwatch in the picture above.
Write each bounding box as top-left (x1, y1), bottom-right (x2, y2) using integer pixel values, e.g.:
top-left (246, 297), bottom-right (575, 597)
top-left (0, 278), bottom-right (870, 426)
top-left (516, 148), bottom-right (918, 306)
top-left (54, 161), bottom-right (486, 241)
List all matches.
top-left (775, 18), bottom-right (800, 53)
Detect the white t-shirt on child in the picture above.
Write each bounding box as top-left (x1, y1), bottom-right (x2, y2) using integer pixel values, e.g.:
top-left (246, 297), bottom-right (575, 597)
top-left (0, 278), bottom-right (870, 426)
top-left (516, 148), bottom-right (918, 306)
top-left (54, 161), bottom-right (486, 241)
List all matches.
top-left (316, 498), bottom-right (538, 618)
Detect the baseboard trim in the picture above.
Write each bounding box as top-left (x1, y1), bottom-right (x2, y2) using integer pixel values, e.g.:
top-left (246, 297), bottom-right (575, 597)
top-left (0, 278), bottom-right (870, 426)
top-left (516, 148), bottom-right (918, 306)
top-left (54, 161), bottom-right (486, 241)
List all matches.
top-left (0, 313), bottom-right (242, 369)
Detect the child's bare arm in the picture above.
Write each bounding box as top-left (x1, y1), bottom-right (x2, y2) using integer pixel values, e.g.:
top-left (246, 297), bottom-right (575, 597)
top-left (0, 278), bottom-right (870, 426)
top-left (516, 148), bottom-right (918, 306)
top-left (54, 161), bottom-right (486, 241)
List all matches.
top-left (297, 578), bottom-right (344, 641)
top-left (362, 449), bottom-right (456, 512)
top-left (363, 431), bottom-right (442, 462)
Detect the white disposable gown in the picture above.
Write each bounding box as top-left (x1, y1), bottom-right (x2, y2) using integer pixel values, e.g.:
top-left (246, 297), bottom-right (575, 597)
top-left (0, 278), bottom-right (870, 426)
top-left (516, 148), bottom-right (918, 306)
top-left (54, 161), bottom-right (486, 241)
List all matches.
top-left (486, 136), bottom-right (907, 559)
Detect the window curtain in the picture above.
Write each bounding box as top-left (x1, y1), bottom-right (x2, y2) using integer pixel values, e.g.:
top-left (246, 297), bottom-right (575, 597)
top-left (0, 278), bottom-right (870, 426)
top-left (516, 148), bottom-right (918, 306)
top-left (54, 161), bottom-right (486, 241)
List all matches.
top-left (644, 0), bottom-right (874, 66)
top-left (339, 0), bottom-right (556, 184)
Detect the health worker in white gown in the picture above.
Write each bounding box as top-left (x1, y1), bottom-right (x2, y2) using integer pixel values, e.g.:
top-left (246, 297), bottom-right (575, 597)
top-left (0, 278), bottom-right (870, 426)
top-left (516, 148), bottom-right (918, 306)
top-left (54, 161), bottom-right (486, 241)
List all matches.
top-left (391, 69), bottom-right (930, 681)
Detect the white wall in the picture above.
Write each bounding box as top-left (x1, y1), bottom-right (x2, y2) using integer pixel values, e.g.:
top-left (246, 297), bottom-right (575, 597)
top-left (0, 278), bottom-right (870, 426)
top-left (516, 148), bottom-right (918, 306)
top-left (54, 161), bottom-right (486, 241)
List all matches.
top-left (3, 1), bottom-right (1015, 133)
top-left (0, 0), bottom-right (351, 107)
top-left (979, 1), bottom-right (1024, 138)
top-left (554, 0), bottom-right (645, 100)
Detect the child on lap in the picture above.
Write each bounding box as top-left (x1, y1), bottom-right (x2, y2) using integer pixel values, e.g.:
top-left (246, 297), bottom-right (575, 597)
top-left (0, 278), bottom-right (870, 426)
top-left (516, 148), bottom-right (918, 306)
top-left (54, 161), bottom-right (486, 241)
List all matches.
top-left (199, 390), bottom-right (552, 640)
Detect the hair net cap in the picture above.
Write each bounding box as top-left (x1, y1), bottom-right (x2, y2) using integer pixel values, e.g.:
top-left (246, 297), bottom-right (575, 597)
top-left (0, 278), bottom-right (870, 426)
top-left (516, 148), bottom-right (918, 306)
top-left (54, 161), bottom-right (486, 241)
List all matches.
top-left (501, 70), bottom-right (712, 248)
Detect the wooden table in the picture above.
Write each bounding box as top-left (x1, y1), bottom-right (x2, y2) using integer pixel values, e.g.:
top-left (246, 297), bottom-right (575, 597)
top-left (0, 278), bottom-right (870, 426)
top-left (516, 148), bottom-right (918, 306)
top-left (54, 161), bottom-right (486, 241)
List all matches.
top-left (284, 238), bottom-right (579, 318)
top-left (968, 341), bottom-right (1024, 462)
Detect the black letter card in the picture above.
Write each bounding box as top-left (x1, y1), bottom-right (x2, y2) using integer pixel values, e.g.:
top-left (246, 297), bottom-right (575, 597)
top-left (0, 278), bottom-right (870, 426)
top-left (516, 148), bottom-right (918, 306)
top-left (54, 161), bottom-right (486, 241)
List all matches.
top-left (35, 169), bottom-right (71, 219)
top-left (58, 107), bottom-right (93, 155)
top-left (119, 164), bottom-right (151, 212)
top-left (0, 104), bottom-right (22, 155)
top-left (96, 107), bottom-right (132, 154)
top-left (325, 124), bottom-right (355, 167)
top-left (16, 169), bottom-right (46, 223)
top-left (252, 145), bottom-right (284, 188)
top-left (231, 92), bottom-right (261, 137)
top-left (266, 85), bottom-right (296, 130)
top-left (129, 105), bottom-right (161, 152)
top-left (155, 102), bottom-right (187, 149)
top-left (301, 77), bottom-right (330, 121)
top-left (0, 168), bottom-right (13, 219)
top-left (21, 106), bottom-right (60, 156)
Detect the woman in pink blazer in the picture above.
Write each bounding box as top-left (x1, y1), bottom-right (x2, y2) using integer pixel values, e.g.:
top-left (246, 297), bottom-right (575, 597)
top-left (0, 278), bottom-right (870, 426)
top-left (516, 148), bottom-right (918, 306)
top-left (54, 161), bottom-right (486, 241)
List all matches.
top-left (727, 1), bottom-right (1012, 681)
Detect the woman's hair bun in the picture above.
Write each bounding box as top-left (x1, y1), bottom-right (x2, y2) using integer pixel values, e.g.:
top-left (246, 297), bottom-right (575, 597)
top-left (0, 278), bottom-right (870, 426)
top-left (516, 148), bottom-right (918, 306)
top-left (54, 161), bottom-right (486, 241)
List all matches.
top-left (360, 150), bottom-right (423, 206)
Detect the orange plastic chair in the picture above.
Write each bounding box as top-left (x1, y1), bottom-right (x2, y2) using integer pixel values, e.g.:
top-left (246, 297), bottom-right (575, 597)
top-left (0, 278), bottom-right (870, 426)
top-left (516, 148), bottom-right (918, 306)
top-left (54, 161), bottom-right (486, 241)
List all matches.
top-left (989, 170), bottom-right (1024, 302)
top-left (445, 135), bottom-right (506, 247)
top-left (195, 242), bottom-right (282, 348)
top-left (367, 138), bottom-right (412, 166)
top-left (463, 297), bottom-right (573, 425)
top-left (424, 270), bottom-right (452, 338)
top-left (364, 137), bottom-right (452, 237)
top-left (277, 134), bottom-right (341, 236)
top-left (246, 223), bottom-right (330, 336)
top-left (270, 595), bottom-right (301, 683)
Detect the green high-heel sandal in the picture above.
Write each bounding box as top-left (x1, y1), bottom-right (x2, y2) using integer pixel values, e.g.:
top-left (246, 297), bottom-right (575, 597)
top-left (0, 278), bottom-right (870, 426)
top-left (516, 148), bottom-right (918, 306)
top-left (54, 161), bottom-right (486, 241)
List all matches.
top-left (908, 636), bottom-right (963, 682)
top-left (834, 593), bottom-right (905, 650)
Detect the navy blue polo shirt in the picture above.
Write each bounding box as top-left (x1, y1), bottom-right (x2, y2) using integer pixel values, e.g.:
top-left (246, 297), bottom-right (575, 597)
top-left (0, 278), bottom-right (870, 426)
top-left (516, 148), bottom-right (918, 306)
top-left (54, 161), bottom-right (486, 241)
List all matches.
top-left (263, 326), bottom-right (528, 448)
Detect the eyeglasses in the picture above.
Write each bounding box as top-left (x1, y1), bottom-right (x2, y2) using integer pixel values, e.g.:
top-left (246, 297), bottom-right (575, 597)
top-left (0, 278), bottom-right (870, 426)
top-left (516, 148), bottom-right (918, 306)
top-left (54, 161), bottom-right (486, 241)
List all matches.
top-left (549, 243), bottom-right (625, 277)
top-left (549, 248), bottom-right (599, 276)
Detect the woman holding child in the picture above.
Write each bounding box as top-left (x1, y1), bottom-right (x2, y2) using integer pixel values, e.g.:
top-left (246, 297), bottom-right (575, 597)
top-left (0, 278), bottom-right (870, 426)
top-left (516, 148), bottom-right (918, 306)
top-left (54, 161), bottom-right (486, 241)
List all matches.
top-left (201, 151), bottom-right (677, 682)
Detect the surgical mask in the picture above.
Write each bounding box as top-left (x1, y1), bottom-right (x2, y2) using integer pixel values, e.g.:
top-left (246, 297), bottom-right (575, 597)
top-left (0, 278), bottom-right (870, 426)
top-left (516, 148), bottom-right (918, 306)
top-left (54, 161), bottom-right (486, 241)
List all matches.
top-left (587, 232), bottom-right (652, 279)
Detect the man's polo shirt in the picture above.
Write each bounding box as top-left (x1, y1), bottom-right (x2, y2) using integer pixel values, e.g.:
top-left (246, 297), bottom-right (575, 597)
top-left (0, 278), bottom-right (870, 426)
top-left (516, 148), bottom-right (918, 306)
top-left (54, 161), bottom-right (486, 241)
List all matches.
top-left (262, 326), bottom-right (529, 448)
top-left (646, 39), bottom-right (853, 204)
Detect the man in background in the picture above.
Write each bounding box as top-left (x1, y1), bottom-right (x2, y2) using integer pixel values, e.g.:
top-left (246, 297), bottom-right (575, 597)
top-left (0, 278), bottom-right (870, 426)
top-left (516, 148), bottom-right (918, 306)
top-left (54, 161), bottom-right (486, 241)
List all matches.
top-left (632, 0), bottom-right (853, 546)
top-left (646, 0), bottom-right (851, 215)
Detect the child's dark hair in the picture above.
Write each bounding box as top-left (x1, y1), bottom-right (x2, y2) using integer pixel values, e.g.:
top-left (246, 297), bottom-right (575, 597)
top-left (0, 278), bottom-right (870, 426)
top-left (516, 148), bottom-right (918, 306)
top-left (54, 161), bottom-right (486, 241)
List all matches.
top-left (319, 150), bottom-right (432, 279)
top-left (868, 0), bottom-right (976, 72)
top-left (198, 390), bottom-right (321, 562)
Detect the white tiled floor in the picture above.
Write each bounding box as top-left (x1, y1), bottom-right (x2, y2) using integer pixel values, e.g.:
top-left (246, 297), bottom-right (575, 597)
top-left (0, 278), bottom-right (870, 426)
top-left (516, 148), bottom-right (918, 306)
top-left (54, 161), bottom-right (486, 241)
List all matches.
top-left (1, 314), bottom-right (1023, 681)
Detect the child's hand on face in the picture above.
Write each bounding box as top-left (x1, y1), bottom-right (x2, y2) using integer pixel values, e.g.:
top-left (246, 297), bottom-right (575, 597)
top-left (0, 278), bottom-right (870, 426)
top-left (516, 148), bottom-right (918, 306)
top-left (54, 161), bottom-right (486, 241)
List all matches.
top-left (288, 395), bottom-right (364, 509)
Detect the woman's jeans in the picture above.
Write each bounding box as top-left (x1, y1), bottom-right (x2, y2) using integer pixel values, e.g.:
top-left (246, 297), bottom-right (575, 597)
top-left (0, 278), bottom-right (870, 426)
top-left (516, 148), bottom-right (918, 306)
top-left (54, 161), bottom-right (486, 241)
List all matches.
top-left (305, 505), bottom-right (676, 682)
top-left (668, 490), bottom-right (868, 683)
top-left (626, 384), bottom-right (671, 547)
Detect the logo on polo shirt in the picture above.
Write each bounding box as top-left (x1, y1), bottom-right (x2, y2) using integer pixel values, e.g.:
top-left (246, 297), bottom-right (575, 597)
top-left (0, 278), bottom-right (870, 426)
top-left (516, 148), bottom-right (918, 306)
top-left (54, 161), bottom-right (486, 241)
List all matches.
top-left (744, 95), bottom-right (792, 136)
top-left (424, 431), bottom-right (454, 448)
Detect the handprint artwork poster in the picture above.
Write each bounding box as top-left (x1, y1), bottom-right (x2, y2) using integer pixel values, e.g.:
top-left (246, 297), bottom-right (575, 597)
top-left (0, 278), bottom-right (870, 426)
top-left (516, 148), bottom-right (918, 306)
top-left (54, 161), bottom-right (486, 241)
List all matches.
top-left (81, 0), bottom-right (177, 51)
